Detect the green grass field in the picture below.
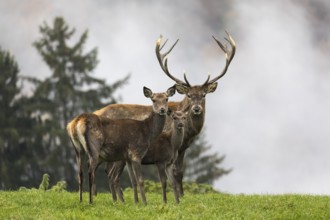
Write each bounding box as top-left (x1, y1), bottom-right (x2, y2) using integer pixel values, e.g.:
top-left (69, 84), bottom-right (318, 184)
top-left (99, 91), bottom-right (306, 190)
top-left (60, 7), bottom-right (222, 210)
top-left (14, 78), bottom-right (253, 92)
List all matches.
top-left (0, 189), bottom-right (329, 220)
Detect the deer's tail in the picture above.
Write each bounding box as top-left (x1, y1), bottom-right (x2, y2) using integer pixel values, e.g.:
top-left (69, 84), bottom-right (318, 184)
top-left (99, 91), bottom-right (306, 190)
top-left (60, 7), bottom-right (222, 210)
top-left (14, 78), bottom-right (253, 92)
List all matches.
top-left (67, 113), bottom-right (102, 154)
top-left (67, 114), bottom-right (88, 153)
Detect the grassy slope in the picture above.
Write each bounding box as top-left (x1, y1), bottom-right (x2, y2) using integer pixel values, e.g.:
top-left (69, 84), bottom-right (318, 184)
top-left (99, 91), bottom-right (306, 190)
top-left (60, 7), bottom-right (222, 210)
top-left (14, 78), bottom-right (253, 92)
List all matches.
top-left (0, 190), bottom-right (329, 219)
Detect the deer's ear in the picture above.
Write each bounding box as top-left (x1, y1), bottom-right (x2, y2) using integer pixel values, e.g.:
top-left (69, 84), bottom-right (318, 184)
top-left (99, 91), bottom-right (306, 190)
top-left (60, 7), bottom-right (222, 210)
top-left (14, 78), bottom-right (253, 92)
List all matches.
top-left (205, 82), bottom-right (218, 94)
top-left (175, 84), bottom-right (189, 94)
top-left (143, 87), bottom-right (153, 98)
top-left (166, 85), bottom-right (176, 97)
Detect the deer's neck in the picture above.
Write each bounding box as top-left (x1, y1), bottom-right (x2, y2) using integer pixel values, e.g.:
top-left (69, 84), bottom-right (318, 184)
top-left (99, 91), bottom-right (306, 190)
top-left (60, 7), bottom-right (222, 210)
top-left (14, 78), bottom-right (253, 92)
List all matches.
top-left (145, 111), bottom-right (166, 141)
top-left (170, 126), bottom-right (185, 151)
top-left (187, 110), bottom-right (205, 137)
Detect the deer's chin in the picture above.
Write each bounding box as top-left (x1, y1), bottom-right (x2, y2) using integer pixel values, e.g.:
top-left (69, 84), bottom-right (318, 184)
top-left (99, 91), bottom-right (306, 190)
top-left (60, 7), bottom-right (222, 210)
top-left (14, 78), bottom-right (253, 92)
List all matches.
top-left (159, 112), bottom-right (167, 116)
top-left (192, 110), bottom-right (202, 115)
top-left (177, 126), bottom-right (184, 131)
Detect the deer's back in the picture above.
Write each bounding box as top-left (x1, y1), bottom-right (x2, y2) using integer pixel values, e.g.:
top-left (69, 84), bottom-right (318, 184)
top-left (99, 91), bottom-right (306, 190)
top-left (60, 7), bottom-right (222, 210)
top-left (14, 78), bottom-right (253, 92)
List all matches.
top-left (94, 102), bottom-right (180, 120)
top-left (94, 104), bottom-right (152, 120)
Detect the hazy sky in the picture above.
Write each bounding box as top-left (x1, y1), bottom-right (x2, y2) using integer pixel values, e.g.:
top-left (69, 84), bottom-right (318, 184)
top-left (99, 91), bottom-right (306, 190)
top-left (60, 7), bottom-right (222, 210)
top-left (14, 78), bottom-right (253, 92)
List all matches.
top-left (1, 0), bottom-right (330, 194)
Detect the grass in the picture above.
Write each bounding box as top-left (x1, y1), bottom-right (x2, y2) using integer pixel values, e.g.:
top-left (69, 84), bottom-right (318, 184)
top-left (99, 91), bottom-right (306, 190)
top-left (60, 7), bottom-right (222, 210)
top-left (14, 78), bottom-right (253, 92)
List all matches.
top-left (0, 189), bottom-right (329, 219)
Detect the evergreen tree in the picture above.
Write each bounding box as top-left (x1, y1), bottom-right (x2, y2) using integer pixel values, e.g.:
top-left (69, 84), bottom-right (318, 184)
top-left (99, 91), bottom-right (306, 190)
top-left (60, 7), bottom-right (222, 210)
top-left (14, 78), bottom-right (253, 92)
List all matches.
top-left (29, 17), bottom-right (128, 190)
top-left (0, 48), bottom-right (20, 148)
top-left (0, 47), bottom-right (21, 188)
top-left (0, 48), bottom-right (36, 189)
top-left (183, 130), bottom-right (232, 185)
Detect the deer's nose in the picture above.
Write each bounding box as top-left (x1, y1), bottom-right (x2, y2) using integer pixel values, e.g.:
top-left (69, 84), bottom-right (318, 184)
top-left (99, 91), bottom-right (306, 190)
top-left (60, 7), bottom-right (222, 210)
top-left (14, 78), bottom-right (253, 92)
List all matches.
top-left (178, 123), bottom-right (184, 129)
top-left (159, 108), bottom-right (166, 115)
top-left (192, 106), bottom-right (201, 114)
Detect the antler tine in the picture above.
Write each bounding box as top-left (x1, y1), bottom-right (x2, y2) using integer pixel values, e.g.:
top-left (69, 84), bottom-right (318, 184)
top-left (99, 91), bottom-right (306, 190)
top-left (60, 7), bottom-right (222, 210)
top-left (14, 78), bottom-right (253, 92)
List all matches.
top-left (208, 31), bottom-right (236, 84)
top-left (156, 36), bottom-right (189, 86)
top-left (202, 74), bottom-right (211, 86)
top-left (162, 39), bottom-right (179, 58)
top-left (183, 73), bottom-right (191, 87)
top-left (159, 38), bottom-right (168, 50)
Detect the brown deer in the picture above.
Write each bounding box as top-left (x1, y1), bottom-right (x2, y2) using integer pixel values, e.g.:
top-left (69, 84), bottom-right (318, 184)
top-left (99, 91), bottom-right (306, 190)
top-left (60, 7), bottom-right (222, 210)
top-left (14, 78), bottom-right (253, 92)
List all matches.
top-left (96, 32), bottom-right (236, 197)
top-left (107, 110), bottom-right (187, 204)
top-left (67, 86), bottom-right (176, 204)
top-left (159, 32), bottom-right (235, 196)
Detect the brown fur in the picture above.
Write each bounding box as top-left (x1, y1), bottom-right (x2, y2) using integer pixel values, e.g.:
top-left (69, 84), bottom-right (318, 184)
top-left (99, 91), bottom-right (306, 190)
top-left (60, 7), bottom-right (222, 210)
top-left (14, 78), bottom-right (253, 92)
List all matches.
top-left (84, 33), bottom-right (235, 200)
top-left (107, 111), bottom-right (187, 203)
top-left (103, 83), bottom-right (215, 202)
top-left (67, 86), bottom-right (175, 204)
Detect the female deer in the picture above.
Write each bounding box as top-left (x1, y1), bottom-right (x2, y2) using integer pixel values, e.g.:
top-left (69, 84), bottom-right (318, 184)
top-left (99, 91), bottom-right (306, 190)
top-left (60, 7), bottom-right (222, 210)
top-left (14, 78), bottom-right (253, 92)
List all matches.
top-left (67, 86), bottom-right (175, 204)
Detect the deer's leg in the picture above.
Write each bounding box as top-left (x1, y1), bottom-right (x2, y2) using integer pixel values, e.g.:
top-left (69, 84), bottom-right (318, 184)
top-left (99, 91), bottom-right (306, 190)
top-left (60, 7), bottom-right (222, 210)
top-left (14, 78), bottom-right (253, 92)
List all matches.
top-left (174, 151), bottom-right (185, 197)
top-left (113, 161), bottom-right (126, 203)
top-left (106, 162), bottom-right (117, 202)
top-left (126, 161), bottom-right (139, 203)
top-left (131, 160), bottom-right (147, 205)
top-left (75, 151), bottom-right (83, 203)
top-left (88, 157), bottom-right (99, 204)
top-left (117, 183), bottom-right (125, 203)
top-left (92, 162), bottom-right (102, 197)
top-left (108, 161), bottom-right (126, 203)
top-left (109, 182), bottom-right (117, 202)
top-left (166, 164), bottom-right (180, 204)
top-left (156, 163), bottom-right (168, 204)
top-left (88, 148), bottom-right (100, 204)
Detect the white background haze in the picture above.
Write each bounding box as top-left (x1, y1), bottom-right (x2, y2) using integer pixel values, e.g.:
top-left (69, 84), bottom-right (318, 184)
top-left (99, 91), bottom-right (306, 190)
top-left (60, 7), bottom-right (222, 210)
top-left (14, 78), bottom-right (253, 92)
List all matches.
top-left (1, 0), bottom-right (330, 194)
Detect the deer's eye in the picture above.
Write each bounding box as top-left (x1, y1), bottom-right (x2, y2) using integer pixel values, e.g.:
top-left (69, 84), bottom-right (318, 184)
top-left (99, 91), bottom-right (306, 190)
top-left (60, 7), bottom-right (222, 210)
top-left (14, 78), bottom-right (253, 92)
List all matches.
top-left (166, 98), bottom-right (168, 102)
top-left (187, 94), bottom-right (191, 98)
top-left (202, 93), bottom-right (206, 98)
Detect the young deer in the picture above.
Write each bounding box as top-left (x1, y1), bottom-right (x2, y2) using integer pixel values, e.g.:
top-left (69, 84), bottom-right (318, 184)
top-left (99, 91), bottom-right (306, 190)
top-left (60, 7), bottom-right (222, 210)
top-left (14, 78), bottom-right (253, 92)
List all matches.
top-left (67, 86), bottom-right (175, 204)
top-left (107, 110), bottom-right (187, 204)
top-left (98, 32), bottom-right (236, 198)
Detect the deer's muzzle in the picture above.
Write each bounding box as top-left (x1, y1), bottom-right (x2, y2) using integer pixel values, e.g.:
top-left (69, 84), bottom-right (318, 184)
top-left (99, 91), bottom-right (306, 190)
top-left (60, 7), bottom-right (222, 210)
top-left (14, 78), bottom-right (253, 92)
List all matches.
top-left (159, 108), bottom-right (167, 115)
top-left (192, 105), bottom-right (203, 115)
top-left (177, 123), bottom-right (184, 129)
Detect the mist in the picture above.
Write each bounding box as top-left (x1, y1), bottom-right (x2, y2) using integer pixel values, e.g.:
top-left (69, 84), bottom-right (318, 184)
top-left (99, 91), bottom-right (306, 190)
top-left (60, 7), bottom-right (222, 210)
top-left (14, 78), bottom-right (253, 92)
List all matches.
top-left (1, 0), bottom-right (329, 194)
top-left (214, 0), bottom-right (330, 194)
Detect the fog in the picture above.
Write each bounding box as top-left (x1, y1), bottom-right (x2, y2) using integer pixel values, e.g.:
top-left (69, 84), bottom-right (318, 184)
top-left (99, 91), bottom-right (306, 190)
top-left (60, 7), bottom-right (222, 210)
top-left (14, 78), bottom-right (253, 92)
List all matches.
top-left (1, 0), bottom-right (329, 194)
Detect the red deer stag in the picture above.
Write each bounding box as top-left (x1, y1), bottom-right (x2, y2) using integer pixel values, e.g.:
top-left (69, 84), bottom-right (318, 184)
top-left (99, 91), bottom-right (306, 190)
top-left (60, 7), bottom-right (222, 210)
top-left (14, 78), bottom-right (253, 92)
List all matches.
top-left (107, 110), bottom-right (187, 204)
top-left (67, 86), bottom-right (176, 204)
top-left (96, 32), bottom-right (236, 198)
top-left (155, 32), bottom-right (236, 196)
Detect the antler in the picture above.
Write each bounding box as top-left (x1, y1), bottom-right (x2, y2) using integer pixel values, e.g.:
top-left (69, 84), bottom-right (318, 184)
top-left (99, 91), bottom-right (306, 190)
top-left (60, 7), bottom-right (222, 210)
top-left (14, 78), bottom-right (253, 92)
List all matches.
top-left (155, 36), bottom-right (191, 87)
top-left (206, 31), bottom-right (236, 85)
